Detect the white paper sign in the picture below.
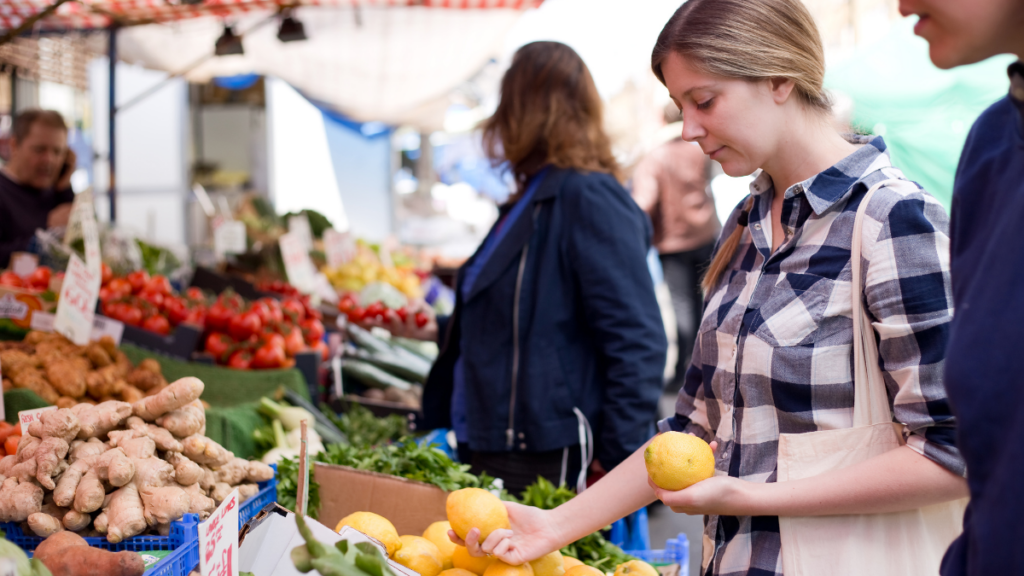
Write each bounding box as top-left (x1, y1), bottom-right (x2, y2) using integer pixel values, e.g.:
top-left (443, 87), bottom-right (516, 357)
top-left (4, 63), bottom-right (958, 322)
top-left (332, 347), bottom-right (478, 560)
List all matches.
top-left (288, 215), bottom-right (314, 252)
top-left (279, 232), bottom-right (316, 294)
top-left (30, 311), bottom-right (54, 332)
top-left (199, 488), bottom-right (239, 576)
top-left (53, 254), bottom-right (100, 346)
top-left (214, 220), bottom-right (247, 256)
top-left (323, 229), bottom-right (355, 268)
top-left (19, 406), bottom-right (57, 432)
top-left (0, 293), bottom-right (30, 321)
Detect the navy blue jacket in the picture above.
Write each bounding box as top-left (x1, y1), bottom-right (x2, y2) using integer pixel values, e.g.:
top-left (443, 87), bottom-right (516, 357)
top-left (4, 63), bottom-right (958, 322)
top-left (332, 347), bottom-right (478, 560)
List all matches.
top-left (422, 168), bottom-right (667, 468)
top-left (941, 63), bottom-right (1024, 576)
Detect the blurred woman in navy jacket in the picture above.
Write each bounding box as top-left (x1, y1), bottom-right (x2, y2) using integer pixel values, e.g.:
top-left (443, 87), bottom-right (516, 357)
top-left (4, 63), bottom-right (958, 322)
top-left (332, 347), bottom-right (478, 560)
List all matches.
top-left (380, 41), bottom-right (666, 496)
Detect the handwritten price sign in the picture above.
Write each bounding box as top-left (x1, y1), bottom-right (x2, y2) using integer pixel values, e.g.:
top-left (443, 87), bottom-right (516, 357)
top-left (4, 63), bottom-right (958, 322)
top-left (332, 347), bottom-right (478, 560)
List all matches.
top-left (199, 488), bottom-right (238, 576)
top-left (279, 232), bottom-right (317, 294)
top-left (53, 255), bottom-right (100, 345)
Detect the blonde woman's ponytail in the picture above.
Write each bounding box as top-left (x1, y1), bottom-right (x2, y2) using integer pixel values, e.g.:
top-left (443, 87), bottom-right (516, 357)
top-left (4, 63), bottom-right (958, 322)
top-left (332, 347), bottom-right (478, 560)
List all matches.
top-left (701, 197), bottom-right (754, 295)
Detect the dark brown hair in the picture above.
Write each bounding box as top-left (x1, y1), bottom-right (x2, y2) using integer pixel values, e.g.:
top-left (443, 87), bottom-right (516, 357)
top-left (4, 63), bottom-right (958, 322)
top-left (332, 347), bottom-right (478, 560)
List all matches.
top-left (482, 41), bottom-right (620, 195)
top-left (12, 109), bottom-right (67, 142)
top-left (650, 0), bottom-right (829, 294)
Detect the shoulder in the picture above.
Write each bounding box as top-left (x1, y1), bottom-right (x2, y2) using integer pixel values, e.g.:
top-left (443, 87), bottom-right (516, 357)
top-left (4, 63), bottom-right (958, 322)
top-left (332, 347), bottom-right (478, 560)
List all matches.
top-left (559, 169), bottom-right (632, 206)
top-left (856, 169), bottom-right (949, 237)
top-left (960, 96), bottom-right (1018, 166)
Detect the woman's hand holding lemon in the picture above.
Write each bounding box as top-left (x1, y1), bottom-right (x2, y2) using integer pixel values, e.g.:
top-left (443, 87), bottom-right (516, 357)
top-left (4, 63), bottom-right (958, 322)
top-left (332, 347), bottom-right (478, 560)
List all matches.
top-left (448, 500), bottom-right (564, 566)
top-left (644, 432), bottom-right (755, 516)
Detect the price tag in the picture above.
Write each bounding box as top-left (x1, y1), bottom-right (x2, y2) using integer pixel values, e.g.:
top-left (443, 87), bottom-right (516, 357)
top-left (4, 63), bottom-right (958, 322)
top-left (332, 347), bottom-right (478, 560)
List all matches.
top-left (288, 215), bottom-right (314, 252)
top-left (279, 232), bottom-right (316, 294)
top-left (0, 293), bottom-right (30, 321)
top-left (199, 488), bottom-right (239, 576)
top-left (323, 229), bottom-right (355, 268)
top-left (91, 315), bottom-right (125, 345)
top-left (214, 220), bottom-right (247, 256)
top-left (19, 406), bottom-right (57, 431)
top-left (53, 254), bottom-right (100, 345)
top-left (30, 311), bottom-right (54, 332)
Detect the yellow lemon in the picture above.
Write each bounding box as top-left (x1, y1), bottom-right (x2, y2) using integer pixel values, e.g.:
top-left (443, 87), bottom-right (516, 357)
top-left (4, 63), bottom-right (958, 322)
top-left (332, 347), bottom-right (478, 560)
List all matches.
top-left (335, 511), bottom-right (402, 556)
top-left (562, 557), bottom-right (584, 571)
top-left (423, 521), bottom-right (458, 569)
top-left (564, 566), bottom-right (604, 576)
top-left (393, 536), bottom-right (444, 576)
top-left (483, 560), bottom-right (534, 576)
top-left (446, 488), bottom-right (510, 542)
top-left (644, 431), bottom-right (715, 491)
top-left (613, 561), bottom-right (658, 576)
top-left (529, 551), bottom-right (565, 576)
top-left (441, 570), bottom-right (481, 576)
top-left (452, 546), bottom-right (494, 575)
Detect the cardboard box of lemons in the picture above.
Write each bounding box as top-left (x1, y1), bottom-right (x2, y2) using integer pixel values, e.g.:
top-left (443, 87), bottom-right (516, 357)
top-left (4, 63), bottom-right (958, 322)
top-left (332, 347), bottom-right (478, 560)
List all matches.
top-left (423, 521), bottom-right (458, 569)
top-left (447, 488), bottom-right (510, 541)
top-left (613, 560), bottom-right (658, 576)
top-left (644, 431), bottom-right (715, 491)
top-left (394, 536), bottom-right (445, 576)
top-left (483, 560), bottom-right (534, 576)
top-left (335, 511), bottom-right (402, 556)
top-left (562, 557), bottom-right (584, 571)
top-left (529, 551), bottom-right (565, 576)
top-left (452, 546), bottom-right (494, 575)
top-left (440, 570), bottom-right (480, 576)
top-left (564, 566), bottom-right (604, 576)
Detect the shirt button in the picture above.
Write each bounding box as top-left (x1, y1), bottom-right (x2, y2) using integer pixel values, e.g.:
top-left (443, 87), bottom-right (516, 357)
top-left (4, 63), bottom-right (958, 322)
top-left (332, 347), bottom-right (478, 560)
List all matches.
top-left (519, 443), bottom-right (527, 450)
top-left (753, 223), bottom-right (762, 230)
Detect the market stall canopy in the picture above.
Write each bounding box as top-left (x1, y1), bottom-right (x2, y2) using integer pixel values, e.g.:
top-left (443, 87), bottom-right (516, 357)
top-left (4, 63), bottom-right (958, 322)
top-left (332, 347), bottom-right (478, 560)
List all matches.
top-left (824, 18), bottom-right (1013, 208)
top-left (2, 1), bottom-right (541, 128)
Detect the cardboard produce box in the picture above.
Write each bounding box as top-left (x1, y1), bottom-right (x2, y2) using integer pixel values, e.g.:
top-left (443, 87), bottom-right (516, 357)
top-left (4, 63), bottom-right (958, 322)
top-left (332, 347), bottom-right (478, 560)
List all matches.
top-left (315, 463), bottom-right (448, 535)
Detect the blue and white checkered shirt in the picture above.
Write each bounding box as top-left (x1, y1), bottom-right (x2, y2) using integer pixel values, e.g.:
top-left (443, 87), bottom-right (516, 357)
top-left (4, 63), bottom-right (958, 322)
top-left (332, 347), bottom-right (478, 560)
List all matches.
top-left (659, 135), bottom-right (965, 576)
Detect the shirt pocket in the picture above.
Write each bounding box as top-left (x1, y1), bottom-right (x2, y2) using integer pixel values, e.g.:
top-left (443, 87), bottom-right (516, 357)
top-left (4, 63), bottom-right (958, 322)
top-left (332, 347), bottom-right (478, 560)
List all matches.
top-left (752, 272), bottom-right (841, 347)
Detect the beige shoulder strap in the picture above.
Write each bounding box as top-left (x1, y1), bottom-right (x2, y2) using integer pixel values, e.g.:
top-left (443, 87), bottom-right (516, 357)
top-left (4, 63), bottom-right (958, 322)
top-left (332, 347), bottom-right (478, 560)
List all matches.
top-left (850, 179), bottom-right (907, 427)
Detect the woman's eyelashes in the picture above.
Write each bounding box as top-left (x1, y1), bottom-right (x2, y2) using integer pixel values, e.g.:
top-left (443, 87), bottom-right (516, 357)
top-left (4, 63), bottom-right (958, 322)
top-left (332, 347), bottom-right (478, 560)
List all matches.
top-left (696, 97), bottom-right (715, 111)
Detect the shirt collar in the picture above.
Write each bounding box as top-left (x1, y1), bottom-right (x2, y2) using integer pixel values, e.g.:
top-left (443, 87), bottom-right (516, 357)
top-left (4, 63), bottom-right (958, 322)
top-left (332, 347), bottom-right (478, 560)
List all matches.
top-left (1009, 61), bottom-right (1024, 135)
top-left (747, 134), bottom-right (892, 216)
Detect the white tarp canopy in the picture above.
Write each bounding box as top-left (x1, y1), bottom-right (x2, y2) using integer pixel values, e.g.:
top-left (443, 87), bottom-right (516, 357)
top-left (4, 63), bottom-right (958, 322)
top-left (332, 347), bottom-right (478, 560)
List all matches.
top-left (117, 5), bottom-right (531, 129)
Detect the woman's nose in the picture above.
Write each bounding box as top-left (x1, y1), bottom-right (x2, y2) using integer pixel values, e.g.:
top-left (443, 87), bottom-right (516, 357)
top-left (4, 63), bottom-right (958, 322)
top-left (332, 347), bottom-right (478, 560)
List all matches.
top-left (680, 120), bottom-right (704, 142)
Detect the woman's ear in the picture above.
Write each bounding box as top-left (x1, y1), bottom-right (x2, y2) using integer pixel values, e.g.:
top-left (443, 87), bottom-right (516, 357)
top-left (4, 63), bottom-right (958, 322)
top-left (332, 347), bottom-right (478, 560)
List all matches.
top-left (769, 77), bottom-right (797, 105)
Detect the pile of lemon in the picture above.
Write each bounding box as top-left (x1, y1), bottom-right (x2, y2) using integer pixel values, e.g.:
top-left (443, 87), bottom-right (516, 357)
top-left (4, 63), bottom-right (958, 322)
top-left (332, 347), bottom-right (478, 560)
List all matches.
top-left (334, 488), bottom-right (661, 576)
top-left (322, 252), bottom-right (422, 297)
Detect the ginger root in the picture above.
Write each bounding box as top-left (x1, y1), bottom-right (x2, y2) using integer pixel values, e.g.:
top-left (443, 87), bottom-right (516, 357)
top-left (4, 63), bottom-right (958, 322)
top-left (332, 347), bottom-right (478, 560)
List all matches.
top-left (156, 400), bottom-right (205, 438)
top-left (183, 483), bottom-right (215, 520)
top-left (132, 377), bottom-right (204, 421)
top-left (246, 460), bottom-right (275, 483)
top-left (125, 416), bottom-right (182, 452)
top-left (126, 359), bottom-right (166, 392)
top-left (45, 361), bottom-right (87, 398)
top-left (0, 476), bottom-right (43, 522)
top-left (94, 447), bottom-right (135, 487)
top-left (104, 482), bottom-right (147, 543)
top-left (28, 511), bottom-right (64, 537)
top-left (181, 434), bottom-right (233, 467)
top-left (139, 485), bottom-right (190, 526)
top-left (165, 452), bottom-right (202, 485)
top-left (238, 483), bottom-right (260, 503)
top-left (35, 436), bottom-right (70, 490)
top-left (12, 366), bottom-right (60, 404)
top-left (216, 457), bottom-right (250, 486)
top-left (62, 509), bottom-right (92, 532)
top-left (74, 401), bottom-right (132, 439)
top-left (29, 408), bottom-right (80, 442)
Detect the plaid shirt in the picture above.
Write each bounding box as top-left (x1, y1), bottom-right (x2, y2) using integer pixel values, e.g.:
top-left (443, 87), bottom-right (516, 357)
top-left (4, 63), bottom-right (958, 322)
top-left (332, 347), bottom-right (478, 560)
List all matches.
top-left (659, 136), bottom-right (965, 576)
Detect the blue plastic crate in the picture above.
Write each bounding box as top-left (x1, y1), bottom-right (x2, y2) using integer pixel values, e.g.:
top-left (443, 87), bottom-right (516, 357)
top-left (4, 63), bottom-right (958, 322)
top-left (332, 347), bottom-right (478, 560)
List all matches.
top-left (626, 533), bottom-right (689, 576)
top-left (610, 508), bottom-right (650, 551)
top-left (240, 463), bottom-right (278, 527)
top-left (4, 513), bottom-right (200, 554)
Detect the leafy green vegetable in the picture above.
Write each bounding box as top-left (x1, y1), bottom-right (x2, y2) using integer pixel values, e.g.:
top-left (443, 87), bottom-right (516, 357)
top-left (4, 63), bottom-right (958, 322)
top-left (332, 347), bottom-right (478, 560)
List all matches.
top-left (136, 239), bottom-right (181, 276)
top-left (323, 403), bottom-right (407, 448)
top-left (276, 455), bottom-right (321, 520)
top-left (317, 440), bottom-right (498, 493)
top-left (283, 209), bottom-right (334, 239)
top-left (252, 422), bottom-right (277, 458)
top-left (511, 476), bottom-right (637, 570)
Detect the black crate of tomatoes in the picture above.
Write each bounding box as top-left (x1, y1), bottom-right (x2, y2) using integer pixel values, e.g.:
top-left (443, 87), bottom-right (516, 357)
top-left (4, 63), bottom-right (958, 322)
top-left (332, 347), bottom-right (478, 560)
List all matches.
top-left (98, 269), bottom-right (327, 370)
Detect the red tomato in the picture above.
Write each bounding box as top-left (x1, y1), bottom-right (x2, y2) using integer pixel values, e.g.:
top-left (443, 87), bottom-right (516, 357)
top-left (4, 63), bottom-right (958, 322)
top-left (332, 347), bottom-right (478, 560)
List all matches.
top-left (0, 271), bottom-right (23, 288)
top-left (311, 340), bottom-right (330, 362)
top-left (283, 328), bottom-right (305, 357)
top-left (415, 312), bottom-right (429, 328)
top-left (163, 296), bottom-right (189, 326)
top-left (182, 307), bottom-right (206, 328)
top-left (101, 263), bottom-right (113, 286)
top-left (144, 275), bottom-right (172, 295)
top-left (217, 291), bottom-right (245, 310)
top-left (139, 290), bottom-right (166, 310)
top-left (282, 298), bottom-right (306, 322)
top-left (365, 302), bottom-right (386, 320)
top-left (304, 299), bottom-right (322, 321)
top-left (347, 307), bottom-right (366, 323)
top-left (228, 310), bottom-right (262, 341)
top-left (261, 298), bottom-right (284, 323)
top-left (227, 349), bottom-right (252, 370)
top-left (127, 270), bottom-right (150, 294)
top-left (26, 266), bottom-right (51, 290)
top-left (119, 303), bottom-right (144, 327)
top-left (250, 300), bottom-right (273, 325)
top-left (300, 318), bottom-right (325, 345)
top-left (395, 307), bottom-right (409, 323)
top-left (186, 287), bottom-right (205, 301)
top-left (251, 341), bottom-right (286, 369)
top-left (205, 332), bottom-right (233, 360)
top-left (262, 333), bottom-right (285, 351)
top-left (98, 286), bottom-right (114, 303)
top-left (142, 314), bottom-right (171, 335)
top-left (107, 277), bottom-right (132, 298)
top-left (337, 296), bottom-right (356, 315)
top-left (206, 301), bottom-right (235, 332)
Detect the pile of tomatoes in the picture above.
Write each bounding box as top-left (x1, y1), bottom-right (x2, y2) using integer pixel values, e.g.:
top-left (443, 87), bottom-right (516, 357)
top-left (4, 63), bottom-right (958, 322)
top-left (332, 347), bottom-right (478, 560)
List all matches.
top-left (99, 269), bottom-right (205, 336)
top-left (337, 294), bottom-right (429, 328)
top-left (202, 290), bottom-right (327, 370)
top-left (255, 279), bottom-right (303, 299)
top-left (0, 266), bottom-right (59, 292)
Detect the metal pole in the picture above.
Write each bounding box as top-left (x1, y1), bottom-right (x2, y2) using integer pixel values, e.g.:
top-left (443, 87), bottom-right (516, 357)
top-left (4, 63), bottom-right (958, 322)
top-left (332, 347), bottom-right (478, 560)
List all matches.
top-left (108, 24), bottom-right (117, 222)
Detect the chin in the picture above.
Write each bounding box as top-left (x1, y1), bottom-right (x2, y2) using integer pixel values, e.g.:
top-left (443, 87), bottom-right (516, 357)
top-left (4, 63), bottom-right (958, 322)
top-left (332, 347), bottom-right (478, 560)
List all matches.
top-left (926, 38), bottom-right (991, 69)
top-left (720, 161), bottom-right (756, 178)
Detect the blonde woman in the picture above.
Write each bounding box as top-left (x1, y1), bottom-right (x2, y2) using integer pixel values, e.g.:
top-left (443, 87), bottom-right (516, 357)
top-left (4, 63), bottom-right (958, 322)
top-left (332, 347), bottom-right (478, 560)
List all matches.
top-left (449, 0), bottom-right (968, 574)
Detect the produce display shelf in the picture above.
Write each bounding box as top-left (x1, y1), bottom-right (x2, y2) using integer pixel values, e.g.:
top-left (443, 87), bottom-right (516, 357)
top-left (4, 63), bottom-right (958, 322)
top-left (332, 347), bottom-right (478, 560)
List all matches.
top-left (625, 533), bottom-right (689, 575)
top-left (2, 513), bottom-right (200, 554)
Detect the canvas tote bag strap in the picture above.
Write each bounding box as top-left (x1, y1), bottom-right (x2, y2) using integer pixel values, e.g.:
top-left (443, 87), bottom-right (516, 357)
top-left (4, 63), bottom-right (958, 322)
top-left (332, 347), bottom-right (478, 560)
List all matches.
top-left (850, 179), bottom-right (908, 428)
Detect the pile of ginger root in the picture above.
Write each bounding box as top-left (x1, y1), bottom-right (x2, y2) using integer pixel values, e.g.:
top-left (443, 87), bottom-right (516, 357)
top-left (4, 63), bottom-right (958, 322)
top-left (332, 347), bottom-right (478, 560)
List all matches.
top-left (0, 375), bottom-right (274, 543)
top-left (0, 331), bottom-right (170, 407)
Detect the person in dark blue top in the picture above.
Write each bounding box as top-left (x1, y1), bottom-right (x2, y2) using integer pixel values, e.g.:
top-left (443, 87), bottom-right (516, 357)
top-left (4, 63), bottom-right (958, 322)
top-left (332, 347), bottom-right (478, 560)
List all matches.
top-left (375, 41), bottom-right (667, 496)
top-left (898, 0), bottom-right (1024, 573)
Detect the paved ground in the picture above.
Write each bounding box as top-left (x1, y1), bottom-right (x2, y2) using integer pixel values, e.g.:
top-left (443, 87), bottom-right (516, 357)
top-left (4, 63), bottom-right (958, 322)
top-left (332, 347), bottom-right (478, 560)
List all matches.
top-left (648, 391), bottom-right (704, 576)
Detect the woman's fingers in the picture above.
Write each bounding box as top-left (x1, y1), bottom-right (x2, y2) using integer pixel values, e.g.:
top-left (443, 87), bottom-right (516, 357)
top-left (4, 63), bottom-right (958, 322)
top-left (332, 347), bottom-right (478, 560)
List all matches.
top-left (447, 529), bottom-right (467, 547)
top-left (480, 529), bottom-right (513, 554)
top-left (464, 528), bottom-right (486, 557)
top-left (710, 440), bottom-right (718, 453)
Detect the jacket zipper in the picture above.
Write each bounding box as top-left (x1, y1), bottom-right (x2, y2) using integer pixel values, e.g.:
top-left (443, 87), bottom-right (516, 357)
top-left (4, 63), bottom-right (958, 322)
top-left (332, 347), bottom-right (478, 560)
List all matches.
top-left (507, 204), bottom-right (542, 449)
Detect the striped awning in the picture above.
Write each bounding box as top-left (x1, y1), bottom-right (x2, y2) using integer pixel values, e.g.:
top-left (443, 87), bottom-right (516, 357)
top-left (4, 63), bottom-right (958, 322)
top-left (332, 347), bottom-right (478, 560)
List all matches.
top-left (0, 0), bottom-right (544, 32)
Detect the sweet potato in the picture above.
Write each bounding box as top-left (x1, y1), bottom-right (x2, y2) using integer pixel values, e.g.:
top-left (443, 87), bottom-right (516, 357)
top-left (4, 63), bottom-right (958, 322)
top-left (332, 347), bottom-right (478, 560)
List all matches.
top-left (35, 530), bottom-right (146, 576)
